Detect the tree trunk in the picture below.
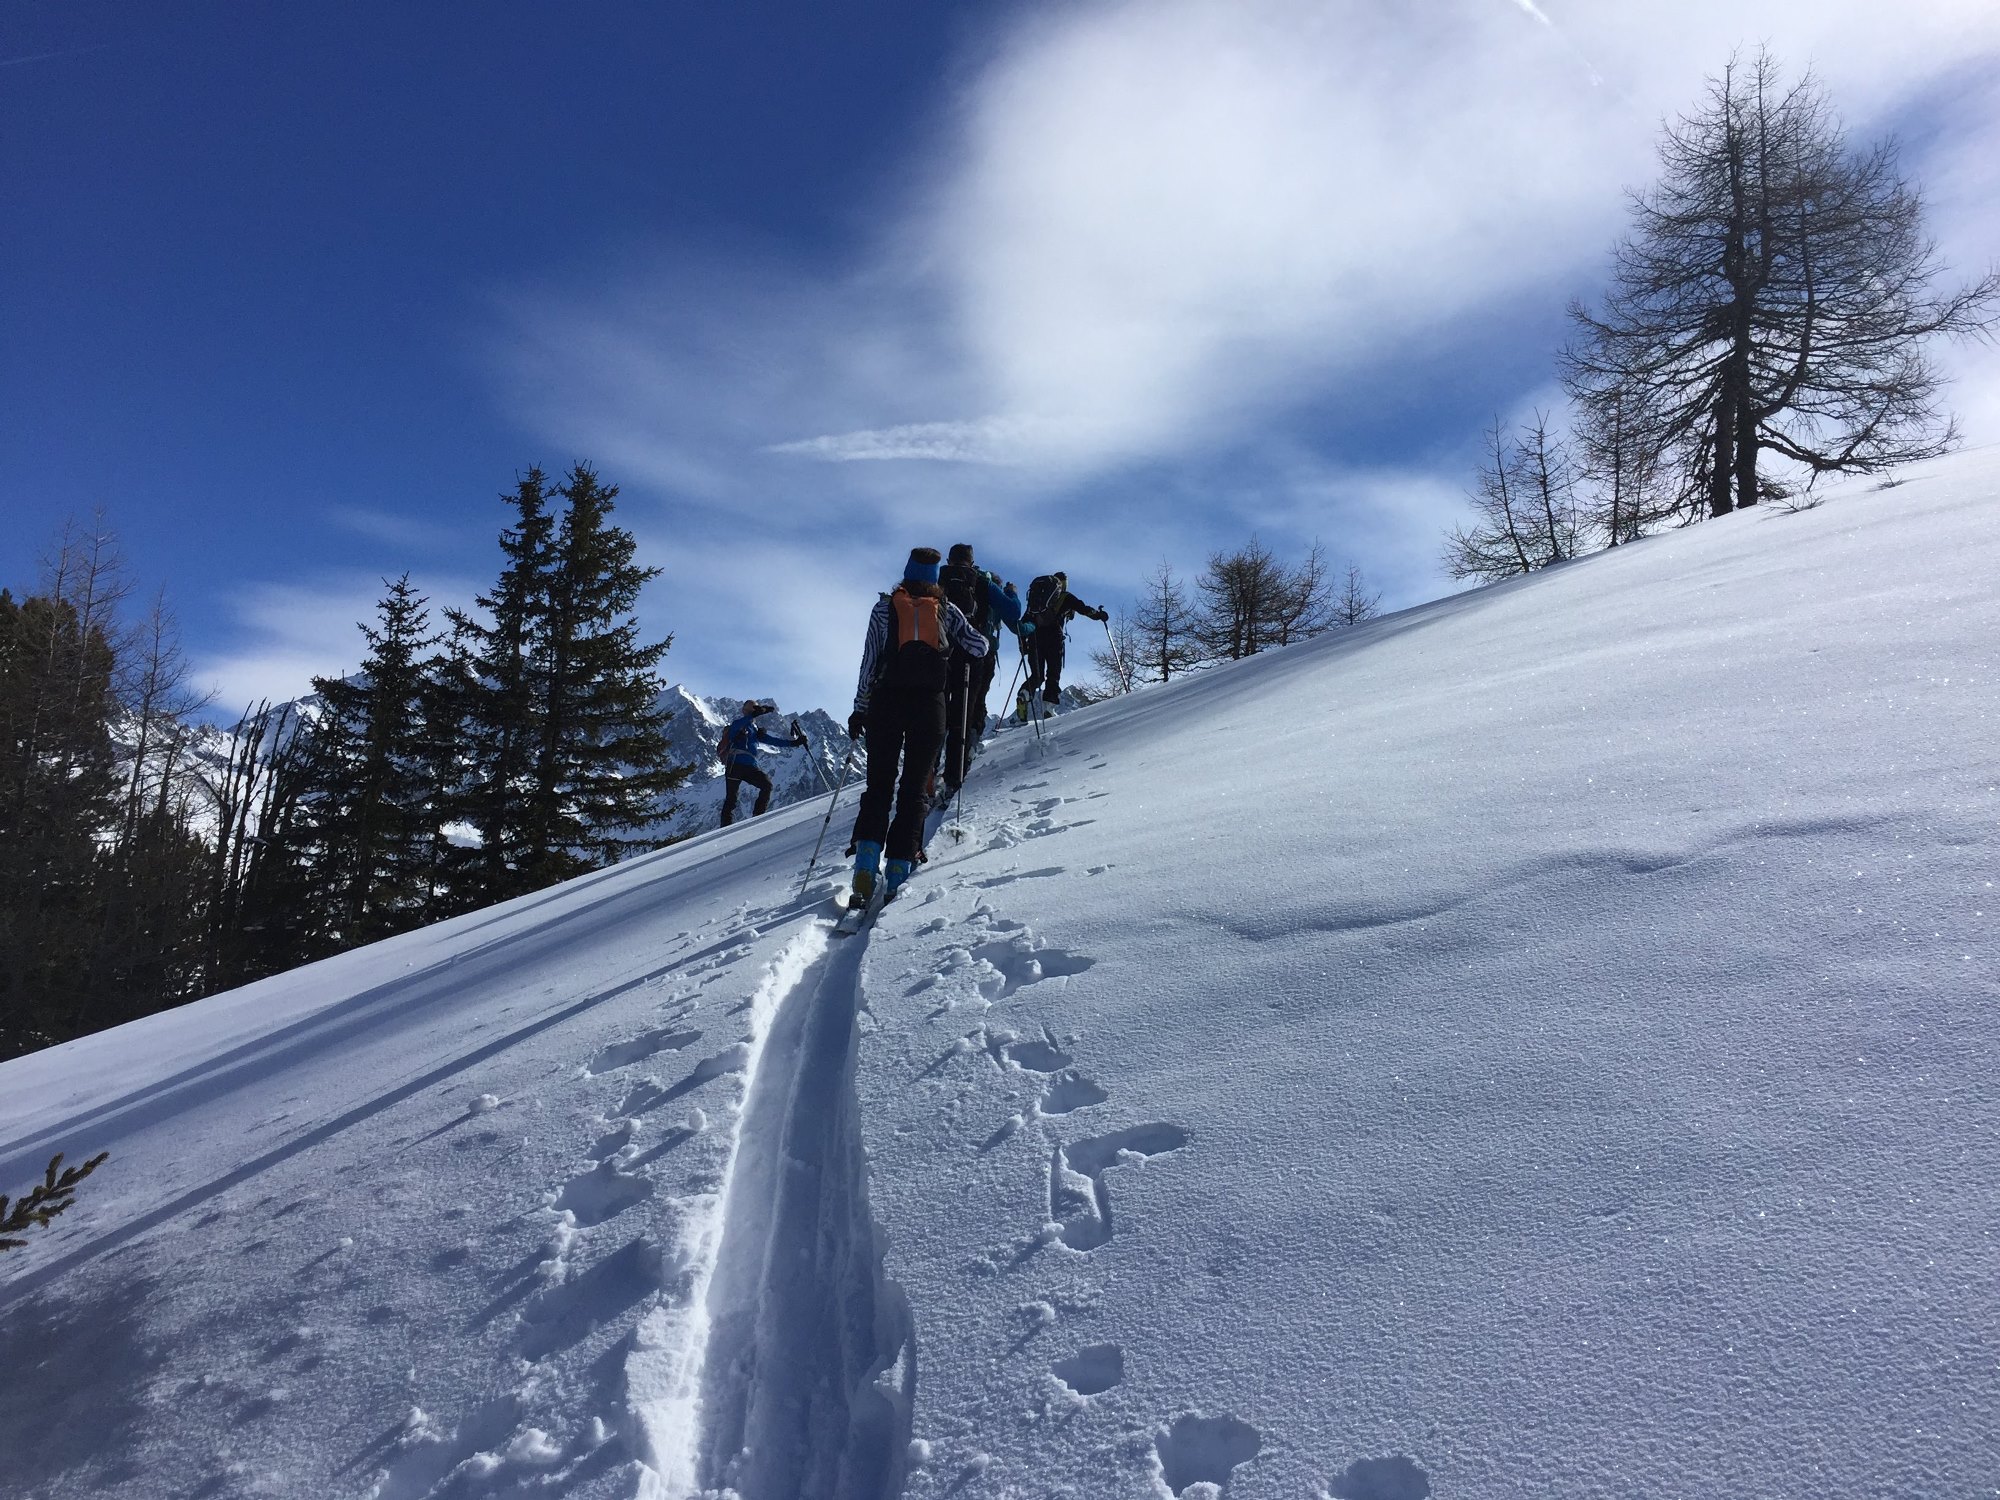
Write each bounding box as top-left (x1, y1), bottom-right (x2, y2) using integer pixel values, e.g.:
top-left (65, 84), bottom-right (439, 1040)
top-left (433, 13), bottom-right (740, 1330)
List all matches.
top-left (1709, 394), bottom-right (1736, 517)
top-left (1735, 396), bottom-right (1761, 510)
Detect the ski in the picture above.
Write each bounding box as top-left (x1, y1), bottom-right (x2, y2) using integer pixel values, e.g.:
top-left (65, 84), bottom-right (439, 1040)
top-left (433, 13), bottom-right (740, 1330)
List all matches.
top-left (833, 881), bottom-right (892, 936)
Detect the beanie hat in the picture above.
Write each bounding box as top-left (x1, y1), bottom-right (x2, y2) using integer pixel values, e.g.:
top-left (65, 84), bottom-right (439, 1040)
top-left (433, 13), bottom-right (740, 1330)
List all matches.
top-left (947, 543), bottom-right (975, 565)
top-left (904, 546), bottom-right (942, 585)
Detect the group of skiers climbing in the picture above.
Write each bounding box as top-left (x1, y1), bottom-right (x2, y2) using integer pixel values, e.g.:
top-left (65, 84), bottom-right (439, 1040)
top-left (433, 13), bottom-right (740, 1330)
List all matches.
top-left (843, 544), bottom-right (1107, 908)
top-left (719, 543), bottom-right (1108, 911)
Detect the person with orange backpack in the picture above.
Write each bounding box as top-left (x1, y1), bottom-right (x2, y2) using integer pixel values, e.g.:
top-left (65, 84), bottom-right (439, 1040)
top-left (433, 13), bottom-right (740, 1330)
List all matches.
top-left (844, 547), bottom-right (990, 908)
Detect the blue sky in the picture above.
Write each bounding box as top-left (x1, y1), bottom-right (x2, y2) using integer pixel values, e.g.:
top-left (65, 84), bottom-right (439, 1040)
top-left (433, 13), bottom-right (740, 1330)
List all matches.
top-left (6, 1), bottom-right (1998, 715)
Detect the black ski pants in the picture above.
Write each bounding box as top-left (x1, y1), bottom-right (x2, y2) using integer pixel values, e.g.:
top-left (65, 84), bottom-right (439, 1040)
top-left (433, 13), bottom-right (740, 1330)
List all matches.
top-left (942, 652), bottom-right (983, 791)
top-left (852, 682), bottom-right (945, 863)
top-left (1023, 630), bottom-right (1066, 705)
top-left (968, 647), bottom-right (998, 732)
top-left (720, 764), bottom-right (773, 827)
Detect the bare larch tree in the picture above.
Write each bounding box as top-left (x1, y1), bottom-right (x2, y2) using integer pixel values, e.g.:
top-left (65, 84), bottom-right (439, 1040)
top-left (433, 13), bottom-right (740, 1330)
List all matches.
top-left (1564, 49), bottom-right (1998, 519)
top-left (1332, 564), bottom-right (1382, 627)
top-left (1131, 562), bottom-right (1202, 683)
top-left (1195, 539), bottom-right (1340, 660)
top-left (1445, 416), bottom-right (1537, 583)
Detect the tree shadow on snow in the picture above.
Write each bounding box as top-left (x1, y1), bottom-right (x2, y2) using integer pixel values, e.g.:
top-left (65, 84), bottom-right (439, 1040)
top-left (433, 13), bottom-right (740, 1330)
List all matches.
top-left (0, 1270), bottom-right (165, 1494)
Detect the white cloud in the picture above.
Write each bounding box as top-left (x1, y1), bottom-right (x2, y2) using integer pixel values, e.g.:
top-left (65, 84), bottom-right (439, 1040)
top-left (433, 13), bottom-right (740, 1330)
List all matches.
top-left (920, 0), bottom-right (2000, 471)
top-left (325, 506), bottom-right (467, 553)
top-left (927, 0), bottom-right (1614, 468)
top-left (196, 574), bottom-right (479, 716)
top-left (768, 416), bottom-right (1061, 465)
top-left (476, 0), bottom-right (2000, 709)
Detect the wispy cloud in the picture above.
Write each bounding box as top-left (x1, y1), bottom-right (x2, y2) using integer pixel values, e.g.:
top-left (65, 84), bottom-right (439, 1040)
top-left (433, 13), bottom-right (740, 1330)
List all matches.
top-left (325, 505), bottom-right (469, 553)
top-left (767, 416), bottom-right (1076, 465)
top-left (475, 0), bottom-right (2000, 710)
top-left (196, 573), bottom-right (479, 717)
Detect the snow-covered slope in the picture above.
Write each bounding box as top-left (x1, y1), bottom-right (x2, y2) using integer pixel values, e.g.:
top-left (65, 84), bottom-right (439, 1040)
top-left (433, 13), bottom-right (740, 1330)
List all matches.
top-left (4, 453), bottom-right (1998, 1500)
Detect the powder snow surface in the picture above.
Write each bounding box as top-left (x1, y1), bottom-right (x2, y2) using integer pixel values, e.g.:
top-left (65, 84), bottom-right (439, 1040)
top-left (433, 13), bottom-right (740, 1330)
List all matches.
top-left (3, 454), bottom-right (1997, 1499)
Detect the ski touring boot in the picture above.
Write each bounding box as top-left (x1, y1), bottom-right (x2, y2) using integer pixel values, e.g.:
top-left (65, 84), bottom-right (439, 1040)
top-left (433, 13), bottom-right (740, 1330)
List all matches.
top-left (836, 842), bottom-right (887, 935)
top-left (846, 841), bottom-right (882, 912)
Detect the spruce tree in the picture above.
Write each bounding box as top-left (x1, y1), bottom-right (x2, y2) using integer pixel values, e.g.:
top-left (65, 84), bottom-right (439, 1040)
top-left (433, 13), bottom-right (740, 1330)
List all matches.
top-left (0, 588), bottom-right (120, 1056)
top-left (305, 576), bottom-right (442, 950)
top-left (445, 469), bottom-right (557, 907)
top-left (518, 464), bottom-right (689, 882)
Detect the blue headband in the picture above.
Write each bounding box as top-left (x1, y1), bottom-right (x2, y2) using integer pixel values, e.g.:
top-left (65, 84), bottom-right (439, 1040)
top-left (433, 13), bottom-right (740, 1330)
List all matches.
top-left (904, 558), bottom-right (941, 585)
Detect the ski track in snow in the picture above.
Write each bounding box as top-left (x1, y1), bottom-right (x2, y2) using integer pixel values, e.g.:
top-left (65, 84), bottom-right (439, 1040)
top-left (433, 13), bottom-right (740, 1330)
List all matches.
top-left (625, 921), bottom-right (914, 1500)
top-left (335, 901), bottom-right (916, 1500)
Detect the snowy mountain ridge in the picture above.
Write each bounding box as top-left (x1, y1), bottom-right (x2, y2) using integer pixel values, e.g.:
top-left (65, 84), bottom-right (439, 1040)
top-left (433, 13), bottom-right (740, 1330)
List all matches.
top-left (2, 451), bottom-right (1997, 1499)
top-left (199, 680), bottom-right (857, 845)
top-left (650, 683), bottom-right (853, 841)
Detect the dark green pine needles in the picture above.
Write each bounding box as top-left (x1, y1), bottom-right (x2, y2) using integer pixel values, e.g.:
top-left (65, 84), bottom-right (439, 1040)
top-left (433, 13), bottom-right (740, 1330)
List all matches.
top-left (1, 1151), bottom-right (110, 1251)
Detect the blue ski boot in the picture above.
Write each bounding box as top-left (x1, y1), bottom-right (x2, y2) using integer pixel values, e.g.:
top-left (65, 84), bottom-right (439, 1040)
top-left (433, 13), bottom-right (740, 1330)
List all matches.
top-left (849, 841), bottom-right (883, 911)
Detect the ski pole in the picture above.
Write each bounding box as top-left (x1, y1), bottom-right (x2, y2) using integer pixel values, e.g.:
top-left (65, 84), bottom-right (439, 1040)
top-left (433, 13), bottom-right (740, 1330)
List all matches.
top-left (793, 717), bottom-right (834, 793)
top-left (959, 674), bottom-right (986, 834)
top-left (949, 660), bottom-right (974, 836)
top-left (955, 657), bottom-right (973, 789)
top-left (1021, 636), bottom-right (1045, 743)
top-left (1102, 618), bottom-right (1131, 693)
top-left (799, 741), bottom-right (857, 902)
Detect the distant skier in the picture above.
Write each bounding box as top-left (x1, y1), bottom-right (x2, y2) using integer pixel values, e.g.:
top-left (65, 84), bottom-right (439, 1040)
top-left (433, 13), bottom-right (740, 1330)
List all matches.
top-left (1017, 570), bottom-right (1108, 720)
top-left (938, 542), bottom-right (1025, 798)
top-left (717, 699), bottom-right (805, 827)
top-left (846, 547), bottom-right (990, 906)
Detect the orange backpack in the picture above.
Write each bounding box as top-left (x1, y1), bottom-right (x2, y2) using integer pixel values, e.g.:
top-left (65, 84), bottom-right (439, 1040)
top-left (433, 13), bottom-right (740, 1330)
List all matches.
top-left (884, 586), bottom-right (949, 691)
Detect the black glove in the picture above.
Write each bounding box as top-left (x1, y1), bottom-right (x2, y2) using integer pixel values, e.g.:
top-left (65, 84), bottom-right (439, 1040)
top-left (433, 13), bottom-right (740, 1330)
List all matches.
top-left (847, 711), bottom-right (865, 740)
top-left (1090, 606), bottom-right (1109, 622)
top-left (794, 732), bottom-right (807, 747)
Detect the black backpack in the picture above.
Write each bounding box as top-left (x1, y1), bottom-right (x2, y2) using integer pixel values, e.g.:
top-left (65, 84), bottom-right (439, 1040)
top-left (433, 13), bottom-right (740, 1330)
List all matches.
top-left (1025, 573), bottom-right (1062, 625)
top-left (940, 561), bottom-right (988, 635)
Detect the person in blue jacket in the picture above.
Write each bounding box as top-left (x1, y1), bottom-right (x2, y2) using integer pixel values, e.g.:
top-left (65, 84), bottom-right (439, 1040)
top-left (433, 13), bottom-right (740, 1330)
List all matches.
top-left (717, 699), bottom-right (804, 827)
top-left (938, 542), bottom-right (1027, 796)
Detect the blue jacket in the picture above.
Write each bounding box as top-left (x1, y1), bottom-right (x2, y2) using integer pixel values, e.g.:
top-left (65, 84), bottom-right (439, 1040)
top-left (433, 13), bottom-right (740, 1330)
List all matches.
top-left (720, 713), bottom-right (791, 768)
top-left (980, 572), bottom-right (1025, 645)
